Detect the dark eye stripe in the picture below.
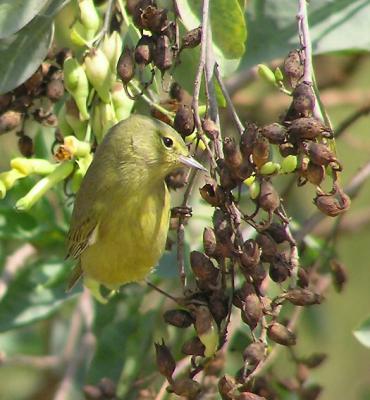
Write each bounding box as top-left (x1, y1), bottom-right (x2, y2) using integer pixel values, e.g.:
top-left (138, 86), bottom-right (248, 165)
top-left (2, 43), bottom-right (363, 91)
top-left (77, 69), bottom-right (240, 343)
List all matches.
top-left (163, 137), bottom-right (173, 147)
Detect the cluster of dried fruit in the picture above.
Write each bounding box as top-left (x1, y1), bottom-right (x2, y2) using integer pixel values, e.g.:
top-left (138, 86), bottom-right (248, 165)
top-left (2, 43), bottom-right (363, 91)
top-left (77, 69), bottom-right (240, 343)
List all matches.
top-left (118, 0), bottom-right (201, 97)
top-left (151, 48), bottom-right (350, 400)
top-left (0, 48), bottom-right (66, 157)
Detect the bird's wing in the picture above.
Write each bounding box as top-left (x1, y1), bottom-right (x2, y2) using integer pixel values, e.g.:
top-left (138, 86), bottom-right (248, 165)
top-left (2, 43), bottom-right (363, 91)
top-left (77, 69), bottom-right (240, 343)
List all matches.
top-left (66, 214), bottom-right (99, 260)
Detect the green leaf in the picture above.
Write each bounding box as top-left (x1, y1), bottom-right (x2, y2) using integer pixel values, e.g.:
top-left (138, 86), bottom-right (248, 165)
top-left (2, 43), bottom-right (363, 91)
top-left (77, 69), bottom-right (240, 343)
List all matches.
top-left (0, 258), bottom-right (75, 332)
top-left (242, 0), bottom-right (370, 69)
top-left (0, 0), bottom-right (49, 39)
top-left (177, 0), bottom-right (247, 60)
top-left (354, 316), bottom-right (370, 348)
top-left (0, 0), bottom-right (67, 95)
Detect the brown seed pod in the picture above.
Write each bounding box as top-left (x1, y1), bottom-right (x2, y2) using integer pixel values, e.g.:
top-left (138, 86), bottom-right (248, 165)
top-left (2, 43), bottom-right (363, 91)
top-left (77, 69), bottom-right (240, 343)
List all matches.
top-left (174, 103), bottom-right (194, 137)
top-left (288, 117), bottom-right (332, 141)
top-left (258, 180), bottom-right (280, 213)
top-left (241, 292), bottom-right (263, 330)
top-left (265, 222), bottom-right (288, 244)
top-left (284, 288), bottom-right (322, 306)
top-left (300, 384), bottom-right (322, 400)
top-left (218, 375), bottom-right (236, 400)
top-left (180, 26), bottom-right (202, 51)
top-left (0, 110), bottom-right (22, 134)
top-left (291, 82), bottom-right (316, 116)
top-left (153, 34), bottom-right (173, 73)
top-left (240, 239), bottom-right (261, 272)
top-left (203, 227), bottom-right (217, 257)
top-left (46, 79), bottom-right (65, 102)
top-left (261, 123), bottom-right (287, 144)
top-left (219, 162), bottom-right (238, 190)
top-left (190, 251), bottom-right (219, 284)
top-left (240, 122), bottom-right (259, 158)
top-left (83, 385), bottom-right (103, 400)
top-left (140, 6), bottom-right (168, 34)
top-left (243, 342), bottom-right (265, 365)
top-left (223, 137), bottom-right (243, 170)
top-left (181, 336), bottom-right (205, 356)
top-left (169, 82), bottom-right (186, 102)
top-left (154, 339), bottom-right (176, 381)
top-left (299, 161), bottom-right (325, 187)
top-left (24, 66), bottom-right (43, 94)
top-left (279, 142), bottom-right (298, 157)
top-left (314, 185), bottom-right (350, 217)
top-left (256, 234), bottom-right (277, 263)
top-left (267, 322), bottom-right (296, 346)
top-left (213, 209), bottom-right (233, 245)
top-left (330, 259), bottom-right (347, 292)
top-left (117, 47), bottom-right (136, 84)
top-left (303, 141), bottom-right (340, 169)
top-left (132, 0), bottom-right (157, 30)
top-left (165, 168), bottom-right (187, 189)
top-left (250, 263), bottom-right (268, 290)
top-left (233, 282), bottom-right (256, 309)
top-left (252, 134), bottom-right (270, 168)
top-left (134, 35), bottom-right (155, 66)
top-left (18, 135), bottom-right (34, 158)
top-left (209, 292), bottom-right (228, 325)
top-left (163, 309), bottom-right (194, 328)
top-left (168, 378), bottom-right (201, 398)
top-left (297, 268), bottom-right (309, 288)
top-left (269, 254), bottom-right (292, 283)
top-left (97, 377), bottom-right (116, 398)
top-left (199, 182), bottom-right (225, 207)
top-left (284, 49), bottom-right (303, 87)
top-left (302, 353), bottom-right (327, 369)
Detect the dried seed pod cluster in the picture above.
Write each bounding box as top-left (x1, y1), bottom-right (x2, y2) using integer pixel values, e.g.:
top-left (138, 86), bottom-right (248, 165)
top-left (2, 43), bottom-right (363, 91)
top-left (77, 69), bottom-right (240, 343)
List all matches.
top-left (0, 50), bottom-right (68, 156)
top-left (118, 0), bottom-right (201, 98)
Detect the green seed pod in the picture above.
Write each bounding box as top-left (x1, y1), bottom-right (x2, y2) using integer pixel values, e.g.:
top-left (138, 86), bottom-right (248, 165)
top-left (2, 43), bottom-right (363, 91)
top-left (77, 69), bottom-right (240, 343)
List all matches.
top-left (281, 155), bottom-right (297, 173)
top-left (65, 98), bottom-right (88, 140)
top-left (58, 104), bottom-right (74, 137)
top-left (249, 180), bottom-right (260, 200)
top-left (101, 31), bottom-right (123, 73)
top-left (63, 57), bottom-right (90, 120)
top-left (84, 48), bottom-right (111, 103)
top-left (257, 64), bottom-right (276, 85)
top-left (79, 0), bottom-right (100, 37)
top-left (111, 82), bottom-right (134, 121)
top-left (0, 169), bottom-right (25, 197)
top-left (274, 66), bottom-right (284, 82)
top-left (259, 161), bottom-right (281, 175)
top-left (11, 158), bottom-right (56, 176)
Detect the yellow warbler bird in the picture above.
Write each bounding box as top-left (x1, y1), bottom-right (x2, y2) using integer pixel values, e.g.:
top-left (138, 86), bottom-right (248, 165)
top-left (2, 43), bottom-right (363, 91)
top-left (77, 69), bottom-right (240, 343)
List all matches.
top-left (66, 114), bottom-right (205, 302)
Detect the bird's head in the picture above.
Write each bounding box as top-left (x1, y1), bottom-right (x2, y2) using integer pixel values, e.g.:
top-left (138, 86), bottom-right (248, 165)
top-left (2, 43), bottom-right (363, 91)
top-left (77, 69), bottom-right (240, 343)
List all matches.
top-left (112, 115), bottom-right (206, 178)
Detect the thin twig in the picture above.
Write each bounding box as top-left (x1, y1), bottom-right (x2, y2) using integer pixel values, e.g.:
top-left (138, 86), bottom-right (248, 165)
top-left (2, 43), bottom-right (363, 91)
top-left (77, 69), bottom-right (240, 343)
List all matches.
top-left (53, 290), bottom-right (96, 400)
top-left (335, 104), bottom-right (370, 138)
top-left (214, 64), bottom-right (244, 136)
top-left (0, 244), bottom-right (36, 300)
top-left (297, 0), bottom-right (325, 123)
top-left (94, 0), bottom-right (116, 45)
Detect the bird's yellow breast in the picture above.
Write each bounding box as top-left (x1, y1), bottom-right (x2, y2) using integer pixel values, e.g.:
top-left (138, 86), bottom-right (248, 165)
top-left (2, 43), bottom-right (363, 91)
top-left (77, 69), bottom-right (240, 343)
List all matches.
top-left (80, 183), bottom-right (170, 288)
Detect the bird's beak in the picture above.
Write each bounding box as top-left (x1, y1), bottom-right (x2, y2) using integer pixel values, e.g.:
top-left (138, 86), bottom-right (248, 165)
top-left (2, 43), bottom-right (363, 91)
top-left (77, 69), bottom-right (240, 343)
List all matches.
top-left (179, 155), bottom-right (207, 172)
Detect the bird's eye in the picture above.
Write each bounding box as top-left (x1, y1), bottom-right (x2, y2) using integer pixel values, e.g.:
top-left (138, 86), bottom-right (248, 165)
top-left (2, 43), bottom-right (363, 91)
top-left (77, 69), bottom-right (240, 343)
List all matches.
top-left (163, 137), bottom-right (173, 148)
